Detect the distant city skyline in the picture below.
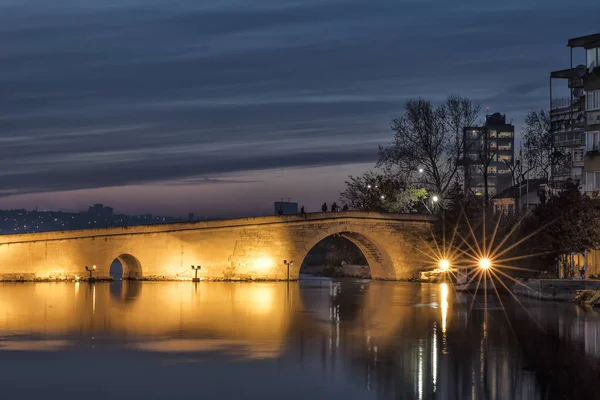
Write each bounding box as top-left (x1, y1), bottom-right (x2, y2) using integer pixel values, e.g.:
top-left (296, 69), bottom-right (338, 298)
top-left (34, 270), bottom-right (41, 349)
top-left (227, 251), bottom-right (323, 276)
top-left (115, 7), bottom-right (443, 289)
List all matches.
top-left (1, 0), bottom-right (599, 217)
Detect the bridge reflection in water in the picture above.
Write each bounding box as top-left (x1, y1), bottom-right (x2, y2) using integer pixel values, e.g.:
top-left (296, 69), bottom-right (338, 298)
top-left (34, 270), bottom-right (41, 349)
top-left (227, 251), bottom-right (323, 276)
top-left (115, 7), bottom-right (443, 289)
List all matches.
top-left (0, 280), bottom-right (598, 399)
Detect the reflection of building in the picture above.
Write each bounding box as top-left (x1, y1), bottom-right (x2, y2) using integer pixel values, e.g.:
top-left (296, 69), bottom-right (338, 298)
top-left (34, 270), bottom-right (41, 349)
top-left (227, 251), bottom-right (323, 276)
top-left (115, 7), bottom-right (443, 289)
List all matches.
top-left (463, 113), bottom-right (515, 196)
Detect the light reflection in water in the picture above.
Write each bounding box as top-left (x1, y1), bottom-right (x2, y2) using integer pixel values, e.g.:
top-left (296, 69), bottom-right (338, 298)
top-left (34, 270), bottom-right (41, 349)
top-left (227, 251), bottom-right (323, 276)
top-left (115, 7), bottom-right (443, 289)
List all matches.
top-left (0, 281), bottom-right (597, 398)
top-left (441, 282), bottom-right (448, 334)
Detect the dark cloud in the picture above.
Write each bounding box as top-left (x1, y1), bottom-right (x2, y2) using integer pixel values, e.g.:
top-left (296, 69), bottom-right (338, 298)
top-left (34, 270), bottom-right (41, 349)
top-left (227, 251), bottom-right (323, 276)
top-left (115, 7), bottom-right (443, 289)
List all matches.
top-left (0, 0), bottom-right (599, 206)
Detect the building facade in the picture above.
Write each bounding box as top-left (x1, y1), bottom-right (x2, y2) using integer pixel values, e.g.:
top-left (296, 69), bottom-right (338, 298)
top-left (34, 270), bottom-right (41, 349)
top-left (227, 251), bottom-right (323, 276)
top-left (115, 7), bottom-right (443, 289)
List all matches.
top-left (463, 113), bottom-right (515, 196)
top-left (581, 36), bottom-right (600, 193)
top-left (550, 33), bottom-right (600, 192)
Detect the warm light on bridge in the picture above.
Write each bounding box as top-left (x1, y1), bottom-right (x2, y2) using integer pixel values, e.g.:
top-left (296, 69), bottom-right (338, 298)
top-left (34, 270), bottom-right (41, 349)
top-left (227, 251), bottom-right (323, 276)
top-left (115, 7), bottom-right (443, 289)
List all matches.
top-left (252, 256), bottom-right (275, 273)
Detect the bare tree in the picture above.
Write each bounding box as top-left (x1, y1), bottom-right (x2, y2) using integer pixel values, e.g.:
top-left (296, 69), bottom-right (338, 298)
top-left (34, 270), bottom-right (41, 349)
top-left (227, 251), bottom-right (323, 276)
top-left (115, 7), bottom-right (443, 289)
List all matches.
top-left (475, 126), bottom-right (497, 203)
top-left (378, 95), bottom-right (481, 198)
top-left (340, 170), bottom-right (427, 213)
top-left (523, 109), bottom-right (568, 178)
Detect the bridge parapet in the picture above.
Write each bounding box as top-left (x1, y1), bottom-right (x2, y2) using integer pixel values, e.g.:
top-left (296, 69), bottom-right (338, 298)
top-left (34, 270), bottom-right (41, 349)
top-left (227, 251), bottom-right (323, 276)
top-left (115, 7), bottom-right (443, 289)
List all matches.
top-left (0, 212), bottom-right (435, 281)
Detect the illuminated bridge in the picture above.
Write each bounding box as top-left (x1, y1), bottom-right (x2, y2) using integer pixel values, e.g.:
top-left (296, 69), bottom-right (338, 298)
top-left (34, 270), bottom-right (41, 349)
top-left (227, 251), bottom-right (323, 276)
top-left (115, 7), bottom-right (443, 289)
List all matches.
top-left (0, 212), bottom-right (434, 281)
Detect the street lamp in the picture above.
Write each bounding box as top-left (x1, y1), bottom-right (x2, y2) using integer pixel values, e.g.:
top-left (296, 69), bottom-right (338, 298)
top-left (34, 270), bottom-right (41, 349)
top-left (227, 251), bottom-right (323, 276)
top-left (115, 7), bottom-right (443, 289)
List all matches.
top-left (85, 265), bottom-right (96, 282)
top-left (418, 168), bottom-right (424, 173)
top-left (284, 260), bottom-right (294, 281)
top-left (439, 259), bottom-right (450, 271)
top-left (191, 265), bottom-right (201, 282)
top-left (479, 258), bottom-right (491, 270)
top-left (432, 195), bottom-right (439, 202)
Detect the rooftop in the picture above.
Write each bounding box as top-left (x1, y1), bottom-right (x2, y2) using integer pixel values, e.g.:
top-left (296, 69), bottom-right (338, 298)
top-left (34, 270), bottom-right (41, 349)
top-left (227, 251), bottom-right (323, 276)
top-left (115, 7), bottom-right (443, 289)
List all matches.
top-left (492, 179), bottom-right (547, 200)
top-left (568, 33), bottom-right (600, 49)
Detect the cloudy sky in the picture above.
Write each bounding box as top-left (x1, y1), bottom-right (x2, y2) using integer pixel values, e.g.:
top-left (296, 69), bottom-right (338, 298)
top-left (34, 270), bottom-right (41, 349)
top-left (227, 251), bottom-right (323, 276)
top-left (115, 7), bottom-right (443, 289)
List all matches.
top-left (0, 0), bottom-right (598, 218)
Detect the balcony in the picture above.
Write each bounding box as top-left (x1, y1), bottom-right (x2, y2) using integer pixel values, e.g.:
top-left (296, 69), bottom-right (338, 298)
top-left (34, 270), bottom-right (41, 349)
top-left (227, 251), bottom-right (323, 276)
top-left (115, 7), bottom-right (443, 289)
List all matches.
top-left (555, 131), bottom-right (584, 147)
top-left (551, 97), bottom-right (578, 110)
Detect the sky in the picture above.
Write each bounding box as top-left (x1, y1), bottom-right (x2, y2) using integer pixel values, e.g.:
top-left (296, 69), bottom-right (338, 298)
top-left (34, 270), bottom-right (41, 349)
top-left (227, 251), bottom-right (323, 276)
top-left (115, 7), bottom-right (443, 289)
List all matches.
top-left (0, 0), bottom-right (599, 218)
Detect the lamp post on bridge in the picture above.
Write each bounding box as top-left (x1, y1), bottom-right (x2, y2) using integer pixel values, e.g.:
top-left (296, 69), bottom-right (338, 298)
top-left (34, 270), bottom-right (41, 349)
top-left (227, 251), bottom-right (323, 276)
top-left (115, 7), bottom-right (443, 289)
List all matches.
top-left (191, 265), bottom-right (201, 282)
top-left (284, 260), bottom-right (294, 281)
top-left (85, 265), bottom-right (96, 282)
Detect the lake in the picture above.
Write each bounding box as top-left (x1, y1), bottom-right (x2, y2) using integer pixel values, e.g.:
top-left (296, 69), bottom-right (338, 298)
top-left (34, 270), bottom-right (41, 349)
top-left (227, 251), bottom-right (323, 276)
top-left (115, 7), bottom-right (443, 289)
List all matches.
top-left (0, 279), bottom-right (598, 399)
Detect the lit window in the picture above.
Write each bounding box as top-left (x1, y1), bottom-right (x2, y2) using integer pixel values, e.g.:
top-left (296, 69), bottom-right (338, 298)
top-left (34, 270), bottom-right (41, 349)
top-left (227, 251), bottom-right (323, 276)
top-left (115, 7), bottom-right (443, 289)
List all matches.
top-left (488, 130), bottom-right (497, 138)
top-left (498, 154), bottom-right (512, 162)
top-left (498, 131), bottom-right (513, 138)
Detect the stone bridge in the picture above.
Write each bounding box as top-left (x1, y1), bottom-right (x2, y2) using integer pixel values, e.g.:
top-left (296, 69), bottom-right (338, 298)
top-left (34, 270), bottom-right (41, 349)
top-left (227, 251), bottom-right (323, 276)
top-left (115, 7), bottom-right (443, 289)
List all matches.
top-left (0, 212), bottom-right (435, 281)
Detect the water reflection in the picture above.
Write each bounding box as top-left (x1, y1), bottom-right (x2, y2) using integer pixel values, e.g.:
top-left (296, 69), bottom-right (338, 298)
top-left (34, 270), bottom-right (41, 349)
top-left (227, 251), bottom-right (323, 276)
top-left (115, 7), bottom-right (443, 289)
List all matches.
top-left (0, 280), bottom-right (598, 399)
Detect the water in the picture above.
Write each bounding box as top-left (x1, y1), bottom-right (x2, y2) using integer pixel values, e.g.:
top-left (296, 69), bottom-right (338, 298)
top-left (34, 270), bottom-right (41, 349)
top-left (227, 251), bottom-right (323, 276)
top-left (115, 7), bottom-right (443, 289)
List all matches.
top-left (0, 279), bottom-right (599, 399)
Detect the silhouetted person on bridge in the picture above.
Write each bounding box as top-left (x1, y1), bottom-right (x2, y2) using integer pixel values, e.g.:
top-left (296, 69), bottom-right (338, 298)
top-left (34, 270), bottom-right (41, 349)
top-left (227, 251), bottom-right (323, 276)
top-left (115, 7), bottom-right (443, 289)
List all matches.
top-left (278, 207), bottom-right (283, 216)
top-left (342, 204), bottom-right (349, 211)
top-left (321, 202), bottom-right (328, 212)
top-left (300, 206), bottom-right (307, 219)
top-left (331, 202), bottom-right (338, 212)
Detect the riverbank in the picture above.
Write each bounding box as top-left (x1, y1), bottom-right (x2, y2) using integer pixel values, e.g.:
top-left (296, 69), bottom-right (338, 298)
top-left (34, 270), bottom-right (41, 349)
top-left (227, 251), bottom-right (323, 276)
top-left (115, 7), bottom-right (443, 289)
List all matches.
top-left (513, 279), bottom-right (600, 301)
top-left (573, 290), bottom-right (600, 306)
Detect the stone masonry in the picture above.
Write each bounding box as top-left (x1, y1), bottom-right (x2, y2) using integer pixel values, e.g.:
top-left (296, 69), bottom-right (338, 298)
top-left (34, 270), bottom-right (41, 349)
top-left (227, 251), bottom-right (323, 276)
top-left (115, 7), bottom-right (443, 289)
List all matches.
top-left (0, 212), bottom-right (434, 281)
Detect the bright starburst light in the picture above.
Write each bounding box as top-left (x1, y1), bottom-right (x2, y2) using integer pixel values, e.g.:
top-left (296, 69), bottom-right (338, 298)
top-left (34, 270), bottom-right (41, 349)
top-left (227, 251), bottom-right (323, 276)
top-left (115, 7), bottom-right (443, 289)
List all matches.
top-left (478, 258), bottom-right (491, 270)
top-left (439, 259), bottom-right (450, 271)
top-left (420, 206), bottom-right (558, 332)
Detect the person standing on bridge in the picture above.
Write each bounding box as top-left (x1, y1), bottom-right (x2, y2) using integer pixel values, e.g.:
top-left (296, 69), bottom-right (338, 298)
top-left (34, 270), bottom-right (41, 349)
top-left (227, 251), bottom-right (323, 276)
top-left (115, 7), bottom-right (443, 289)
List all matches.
top-left (278, 206), bottom-right (284, 216)
top-left (342, 204), bottom-right (349, 211)
top-left (300, 206), bottom-right (307, 219)
top-left (331, 202), bottom-right (338, 212)
top-left (321, 202), bottom-right (328, 212)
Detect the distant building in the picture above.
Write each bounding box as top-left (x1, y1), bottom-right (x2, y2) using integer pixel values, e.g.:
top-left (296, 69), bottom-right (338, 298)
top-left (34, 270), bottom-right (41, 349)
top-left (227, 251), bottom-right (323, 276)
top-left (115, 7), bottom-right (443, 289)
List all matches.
top-left (463, 112), bottom-right (515, 196)
top-left (274, 201), bottom-right (298, 215)
top-left (87, 204), bottom-right (113, 217)
top-left (491, 179), bottom-right (547, 215)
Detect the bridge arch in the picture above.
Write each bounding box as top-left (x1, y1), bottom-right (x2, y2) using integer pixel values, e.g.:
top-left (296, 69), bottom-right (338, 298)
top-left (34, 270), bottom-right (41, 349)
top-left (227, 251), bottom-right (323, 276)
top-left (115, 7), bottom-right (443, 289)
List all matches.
top-left (110, 253), bottom-right (143, 280)
top-left (299, 227), bottom-right (396, 280)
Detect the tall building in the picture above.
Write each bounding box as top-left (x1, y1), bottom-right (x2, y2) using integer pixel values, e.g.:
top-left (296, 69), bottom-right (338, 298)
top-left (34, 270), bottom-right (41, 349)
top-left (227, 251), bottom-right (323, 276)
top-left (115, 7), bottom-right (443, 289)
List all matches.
top-left (580, 34), bottom-right (600, 193)
top-left (549, 37), bottom-right (589, 188)
top-left (463, 112), bottom-right (515, 196)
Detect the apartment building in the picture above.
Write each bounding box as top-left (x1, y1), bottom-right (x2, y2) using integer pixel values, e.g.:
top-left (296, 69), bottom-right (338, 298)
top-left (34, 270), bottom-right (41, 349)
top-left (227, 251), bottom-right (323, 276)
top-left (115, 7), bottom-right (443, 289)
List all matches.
top-left (550, 33), bottom-right (600, 192)
top-left (463, 113), bottom-right (515, 196)
top-left (581, 35), bottom-right (600, 193)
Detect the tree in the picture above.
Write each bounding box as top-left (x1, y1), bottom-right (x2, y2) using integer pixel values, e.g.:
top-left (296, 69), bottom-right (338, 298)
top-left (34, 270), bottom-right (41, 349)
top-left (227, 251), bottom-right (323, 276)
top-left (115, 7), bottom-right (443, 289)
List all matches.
top-left (378, 95), bottom-right (480, 200)
top-left (520, 182), bottom-right (600, 275)
top-left (523, 109), bottom-right (569, 179)
top-left (471, 126), bottom-right (497, 204)
top-left (340, 170), bottom-right (428, 213)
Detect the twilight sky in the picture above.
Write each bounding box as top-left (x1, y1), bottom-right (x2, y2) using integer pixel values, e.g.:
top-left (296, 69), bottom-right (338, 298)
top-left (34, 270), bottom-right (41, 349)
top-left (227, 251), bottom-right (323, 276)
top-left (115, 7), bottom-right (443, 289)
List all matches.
top-left (0, 0), bottom-right (599, 218)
